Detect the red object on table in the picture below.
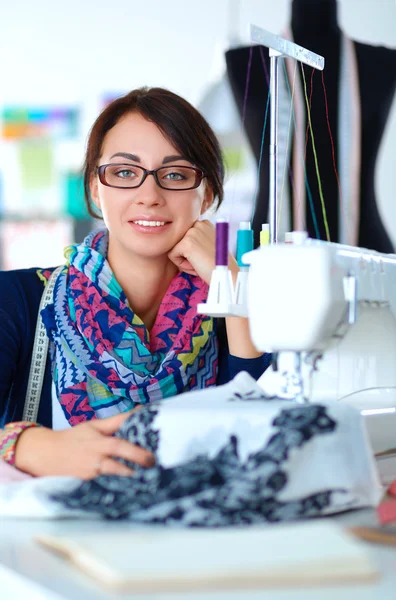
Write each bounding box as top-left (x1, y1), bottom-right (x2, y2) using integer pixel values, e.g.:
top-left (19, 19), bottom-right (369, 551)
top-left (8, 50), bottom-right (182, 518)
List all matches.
top-left (377, 479), bottom-right (396, 525)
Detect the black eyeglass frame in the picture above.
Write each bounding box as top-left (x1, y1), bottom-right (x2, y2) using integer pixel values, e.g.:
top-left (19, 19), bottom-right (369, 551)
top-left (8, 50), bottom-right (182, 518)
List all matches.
top-left (96, 163), bottom-right (206, 191)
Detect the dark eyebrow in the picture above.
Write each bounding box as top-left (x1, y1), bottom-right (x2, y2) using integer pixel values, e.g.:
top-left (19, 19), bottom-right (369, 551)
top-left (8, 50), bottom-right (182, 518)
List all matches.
top-left (110, 152), bottom-right (140, 162)
top-left (109, 152), bottom-right (185, 165)
top-left (162, 155), bottom-right (185, 165)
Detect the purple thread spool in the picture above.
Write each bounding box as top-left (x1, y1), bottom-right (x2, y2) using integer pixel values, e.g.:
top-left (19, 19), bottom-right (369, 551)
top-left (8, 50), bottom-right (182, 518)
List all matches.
top-left (216, 220), bottom-right (229, 266)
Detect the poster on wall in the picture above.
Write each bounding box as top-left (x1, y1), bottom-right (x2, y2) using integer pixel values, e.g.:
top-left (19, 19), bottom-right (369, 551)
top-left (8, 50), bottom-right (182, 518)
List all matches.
top-left (0, 106), bottom-right (80, 218)
top-left (2, 107), bottom-right (78, 140)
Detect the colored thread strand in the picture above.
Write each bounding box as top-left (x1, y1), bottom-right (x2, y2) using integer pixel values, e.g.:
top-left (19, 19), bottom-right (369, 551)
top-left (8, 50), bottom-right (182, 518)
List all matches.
top-left (259, 46), bottom-right (270, 86)
top-left (241, 47), bottom-right (253, 131)
top-left (304, 69), bottom-right (315, 160)
top-left (301, 67), bottom-right (321, 238)
top-left (301, 63), bottom-right (330, 241)
top-left (281, 61), bottom-right (320, 239)
top-left (253, 87), bottom-right (271, 217)
top-left (321, 70), bottom-right (348, 236)
top-left (278, 59), bottom-right (297, 233)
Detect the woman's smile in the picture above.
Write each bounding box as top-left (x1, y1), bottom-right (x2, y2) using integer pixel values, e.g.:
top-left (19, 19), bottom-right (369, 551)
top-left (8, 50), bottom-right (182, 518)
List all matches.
top-left (128, 219), bottom-right (172, 233)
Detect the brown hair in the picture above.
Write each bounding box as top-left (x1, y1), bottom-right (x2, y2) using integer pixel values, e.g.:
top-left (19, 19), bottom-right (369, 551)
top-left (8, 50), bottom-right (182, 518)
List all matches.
top-left (83, 87), bottom-right (225, 218)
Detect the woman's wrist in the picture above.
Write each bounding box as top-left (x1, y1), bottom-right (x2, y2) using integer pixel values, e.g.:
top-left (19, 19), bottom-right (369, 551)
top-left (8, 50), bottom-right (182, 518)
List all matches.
top-left (13, 426), bottom-right (54, 475)
top-left (224, 257), bottom-right (262, 358)
top-left (225, 316), bottom-right (263, 358)
top-left (0, 422), bottom-right (42, 466)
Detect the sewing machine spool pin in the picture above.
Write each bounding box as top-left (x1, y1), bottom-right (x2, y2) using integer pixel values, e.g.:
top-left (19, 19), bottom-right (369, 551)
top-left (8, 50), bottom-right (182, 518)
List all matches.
top-left (250, 25), bottom-right (324, 245)
top-left (197, 219), bottom-right (247, 318)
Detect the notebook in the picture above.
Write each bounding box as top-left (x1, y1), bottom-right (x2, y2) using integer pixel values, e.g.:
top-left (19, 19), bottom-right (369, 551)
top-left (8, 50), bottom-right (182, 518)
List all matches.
top-left (35, 520), bottom-right (379, 592)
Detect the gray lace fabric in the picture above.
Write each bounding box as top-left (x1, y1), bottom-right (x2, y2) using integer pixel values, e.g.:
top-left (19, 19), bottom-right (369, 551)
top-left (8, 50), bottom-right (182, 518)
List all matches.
top-left (50, 373), bottom-right (380, 526)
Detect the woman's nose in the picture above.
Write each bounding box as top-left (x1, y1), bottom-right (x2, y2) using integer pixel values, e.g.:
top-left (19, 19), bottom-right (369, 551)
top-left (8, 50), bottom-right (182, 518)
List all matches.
top-left (135, 173), bottom-right (165, 205)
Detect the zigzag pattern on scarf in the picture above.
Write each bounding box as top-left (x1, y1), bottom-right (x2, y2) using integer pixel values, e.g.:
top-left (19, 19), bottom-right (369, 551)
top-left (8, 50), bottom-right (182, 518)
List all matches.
top-left (185, 334), bottom-right (219, 389)
top-left (40, 229), bottom-right (218, 425)
top-left (150, 273), bottom-right (203, 352)
top-left (59, 383), bottom-right (96, 424)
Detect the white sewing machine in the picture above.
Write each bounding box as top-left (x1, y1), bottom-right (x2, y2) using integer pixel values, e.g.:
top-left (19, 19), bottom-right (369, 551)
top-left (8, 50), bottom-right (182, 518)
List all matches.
top-left (243, 236), bottom-right (396, 471)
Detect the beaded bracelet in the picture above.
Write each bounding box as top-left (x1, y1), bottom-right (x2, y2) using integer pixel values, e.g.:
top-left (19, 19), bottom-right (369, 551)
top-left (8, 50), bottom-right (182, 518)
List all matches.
top-left (0, 422), bottom-right (41, 466)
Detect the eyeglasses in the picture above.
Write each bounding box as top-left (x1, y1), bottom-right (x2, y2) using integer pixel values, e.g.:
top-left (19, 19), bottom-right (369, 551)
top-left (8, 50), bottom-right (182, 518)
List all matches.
top-left (97, 163), bottom-right (205, 191)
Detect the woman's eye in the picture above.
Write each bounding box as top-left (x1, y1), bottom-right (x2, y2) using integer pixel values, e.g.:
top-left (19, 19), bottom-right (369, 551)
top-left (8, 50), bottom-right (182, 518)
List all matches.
top-left (115, 169), bottom-right (135, 178)
top-left (164, 171), bottom-right (185, 180)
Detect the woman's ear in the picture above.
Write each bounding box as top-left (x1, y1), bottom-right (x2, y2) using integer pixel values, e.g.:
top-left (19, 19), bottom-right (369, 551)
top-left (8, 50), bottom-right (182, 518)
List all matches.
top-left (90, 175), bottom-right (101, 211)
top-left (201, 186), bottom-right (214, 215)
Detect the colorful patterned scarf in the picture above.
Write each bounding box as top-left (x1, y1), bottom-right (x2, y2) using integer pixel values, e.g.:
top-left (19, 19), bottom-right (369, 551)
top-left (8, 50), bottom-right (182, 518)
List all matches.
top-left (41, 229), bottom-right (218, 425)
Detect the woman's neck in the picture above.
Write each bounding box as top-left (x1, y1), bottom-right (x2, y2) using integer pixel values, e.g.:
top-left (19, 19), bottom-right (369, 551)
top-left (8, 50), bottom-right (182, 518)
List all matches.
top-left (291, 0), bottom-right (339, 36)
top-left (107, 241), bottom-right (178, 330)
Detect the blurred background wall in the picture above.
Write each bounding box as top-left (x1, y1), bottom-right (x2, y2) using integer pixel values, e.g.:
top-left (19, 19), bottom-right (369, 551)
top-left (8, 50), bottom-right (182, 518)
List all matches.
top-left (0, 0), bottom-right (395, 268)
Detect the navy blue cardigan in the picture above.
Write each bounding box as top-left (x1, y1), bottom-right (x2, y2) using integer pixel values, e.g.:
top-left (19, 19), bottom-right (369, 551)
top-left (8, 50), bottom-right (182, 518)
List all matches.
top-left (0, 268), bottom-right (270, 428)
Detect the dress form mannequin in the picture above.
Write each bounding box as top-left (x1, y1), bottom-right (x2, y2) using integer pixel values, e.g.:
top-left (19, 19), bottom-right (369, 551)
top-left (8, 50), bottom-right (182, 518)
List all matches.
top-left (225, 0), bottom-right (396, 251)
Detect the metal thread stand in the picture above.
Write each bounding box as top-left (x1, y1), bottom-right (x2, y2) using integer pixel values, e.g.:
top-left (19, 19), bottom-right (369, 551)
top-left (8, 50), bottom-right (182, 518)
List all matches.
top-left (250, 25), bottom-right (325, 244)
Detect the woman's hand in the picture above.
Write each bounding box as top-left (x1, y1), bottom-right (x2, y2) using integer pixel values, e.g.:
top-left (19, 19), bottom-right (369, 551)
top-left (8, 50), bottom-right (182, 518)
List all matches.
top-left (169, 220), bottom-right (262, 359)
top-left (168, 219), bottom-right (238, 285)
top-left (14, 411), bottom-right (155, 479)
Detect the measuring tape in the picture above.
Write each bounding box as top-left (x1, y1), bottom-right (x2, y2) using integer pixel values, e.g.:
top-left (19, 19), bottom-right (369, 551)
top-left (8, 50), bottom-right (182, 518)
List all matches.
top-left (22, 266), bottom-right (63, 423)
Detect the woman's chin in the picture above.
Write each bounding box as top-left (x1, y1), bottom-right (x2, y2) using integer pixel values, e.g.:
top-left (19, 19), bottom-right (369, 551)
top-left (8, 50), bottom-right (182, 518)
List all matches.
top-left (124, 243), bottom-right (173, 261)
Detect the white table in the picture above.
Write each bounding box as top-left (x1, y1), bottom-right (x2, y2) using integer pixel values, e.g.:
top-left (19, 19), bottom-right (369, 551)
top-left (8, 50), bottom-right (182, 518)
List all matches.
top-left (1, 509), bottom-right (396, 600)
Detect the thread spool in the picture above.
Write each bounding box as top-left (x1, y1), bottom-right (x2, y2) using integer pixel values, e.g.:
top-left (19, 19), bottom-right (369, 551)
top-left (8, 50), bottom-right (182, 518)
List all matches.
top-left (260, 224), bottom-right (270, 246)
top-left (216, 219), bottom-right (229, 266)
top-left (236, 221), bottom-right (254, 267)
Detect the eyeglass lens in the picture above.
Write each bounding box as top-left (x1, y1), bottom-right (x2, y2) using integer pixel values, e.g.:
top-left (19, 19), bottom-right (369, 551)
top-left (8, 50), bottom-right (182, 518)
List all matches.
top-left (103, 164), bottom-right (201, 189)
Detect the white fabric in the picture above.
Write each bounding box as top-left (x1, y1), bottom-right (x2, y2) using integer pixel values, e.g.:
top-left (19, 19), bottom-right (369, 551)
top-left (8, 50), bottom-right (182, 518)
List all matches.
top-left (0, 476), bottom-right (89, 518)
top-left (0, 373), bottom-right (382, 520)
top-left (153, 373), bottom-right (382, 508)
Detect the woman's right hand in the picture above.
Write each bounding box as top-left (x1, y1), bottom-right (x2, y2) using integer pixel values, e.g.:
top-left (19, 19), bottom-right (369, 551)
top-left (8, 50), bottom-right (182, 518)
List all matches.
top-left (14, 411), bottom-right (155, 479)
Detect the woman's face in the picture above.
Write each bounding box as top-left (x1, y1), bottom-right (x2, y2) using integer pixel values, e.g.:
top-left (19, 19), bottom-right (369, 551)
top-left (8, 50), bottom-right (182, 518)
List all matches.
top-left (91, 111), bottom-right (212, 260)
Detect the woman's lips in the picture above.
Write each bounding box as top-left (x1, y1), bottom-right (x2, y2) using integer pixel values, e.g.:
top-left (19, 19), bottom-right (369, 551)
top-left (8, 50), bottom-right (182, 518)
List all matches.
top-left (128, 220), bottom-right (171, 233)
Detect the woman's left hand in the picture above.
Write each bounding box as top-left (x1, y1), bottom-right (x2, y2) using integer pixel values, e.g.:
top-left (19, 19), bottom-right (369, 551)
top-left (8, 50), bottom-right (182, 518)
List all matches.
top-left (168, 219), bottom-right (237, 284)
top-left (168, 220), bottom-right (216, 284)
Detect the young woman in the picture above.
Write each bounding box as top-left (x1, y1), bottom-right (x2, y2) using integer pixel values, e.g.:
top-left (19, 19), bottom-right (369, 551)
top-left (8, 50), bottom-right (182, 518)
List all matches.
top-left (0, 87), bottom-right (269, 479)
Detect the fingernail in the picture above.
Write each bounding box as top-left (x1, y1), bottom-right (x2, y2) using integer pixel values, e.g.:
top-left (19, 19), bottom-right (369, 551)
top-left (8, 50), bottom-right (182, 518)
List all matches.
top-left (145, 455), bottom-right (155, 468)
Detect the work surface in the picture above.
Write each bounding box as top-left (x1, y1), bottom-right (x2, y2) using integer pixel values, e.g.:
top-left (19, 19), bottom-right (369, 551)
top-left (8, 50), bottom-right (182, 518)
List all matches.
top-left (0, 509), bottom-right (396, 600)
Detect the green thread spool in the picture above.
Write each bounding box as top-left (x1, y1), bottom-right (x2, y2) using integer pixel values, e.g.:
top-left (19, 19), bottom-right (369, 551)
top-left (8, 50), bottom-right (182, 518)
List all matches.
top-left (236, 221), bottom-right (254, 267)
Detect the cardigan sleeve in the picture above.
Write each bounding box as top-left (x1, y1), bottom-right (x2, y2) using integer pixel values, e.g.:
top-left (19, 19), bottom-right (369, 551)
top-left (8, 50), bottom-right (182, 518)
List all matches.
top-left (0, 271), bottom-right (27, 425)
top-left (0, 268), bottom-right (53, 428)
top-left (216, 318), bottom-right (271, 385)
